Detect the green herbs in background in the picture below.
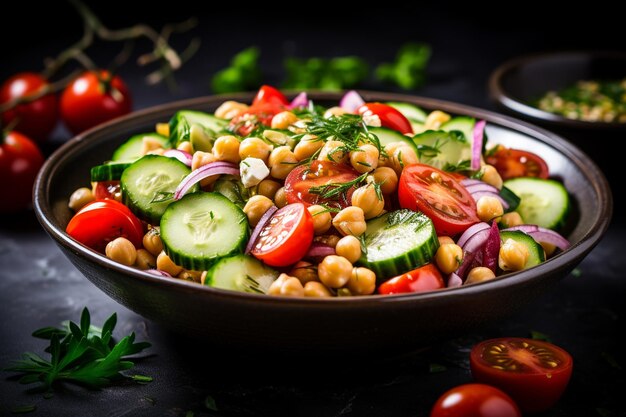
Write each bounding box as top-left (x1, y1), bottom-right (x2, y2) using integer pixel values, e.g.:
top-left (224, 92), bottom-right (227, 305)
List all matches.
top-left (5, 308), bottom-right (150, 391)
top-left (283, 56), bottom-right (369, 90)
top-left (376, 43), bottom-right (431, 89)
top-left (211, 47), bottom-right (262, 94)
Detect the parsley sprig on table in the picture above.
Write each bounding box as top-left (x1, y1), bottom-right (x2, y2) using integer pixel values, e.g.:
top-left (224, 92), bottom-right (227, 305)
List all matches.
top-left (5, 308), bottom-right (150, 391)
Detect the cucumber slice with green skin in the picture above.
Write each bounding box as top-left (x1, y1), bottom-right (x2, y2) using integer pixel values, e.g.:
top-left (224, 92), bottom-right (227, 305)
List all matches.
top-left (90, 162), bottom-right (131, 182)
top-left (411, 120), bottom-right (427, 135)
top-left (499, 230), bottom-right (545, 269)
top-left (386, 102), bottom-right (427, 122)
top-left (358, 209), bottom-right (439, 280)
top-left (204, 254), bottom-right (278, 294)
top-left (111, 133), bottom-right (169, 162)
top-left (440, 116), bottom-right (475, 143)
top-left (412, 130), bottom-right (471, 171)
top-left (169, 110), bottom-right (228, 147)
top-left (121, 155), bottom-right (197, 223)
top-left (369, 126), bottom-right (418, 153)
top-left (499, 186), bottom-right (521, 213)
top-left (160, 192), bottom-right (249, 270)
top-left (503, 177), bottom-right (570, 230)
top-left (213, 175), bottom-right (249, 209)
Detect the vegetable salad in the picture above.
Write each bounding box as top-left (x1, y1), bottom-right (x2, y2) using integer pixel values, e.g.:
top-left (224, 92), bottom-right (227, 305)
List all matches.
top-left (66, 86), bottom-right (571, 297)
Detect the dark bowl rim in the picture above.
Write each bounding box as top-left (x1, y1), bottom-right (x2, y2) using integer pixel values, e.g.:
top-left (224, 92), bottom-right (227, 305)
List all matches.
top-left (488, 50), bottom-right (626, 130)
top-left (33, 90), bottom-right (613, 307)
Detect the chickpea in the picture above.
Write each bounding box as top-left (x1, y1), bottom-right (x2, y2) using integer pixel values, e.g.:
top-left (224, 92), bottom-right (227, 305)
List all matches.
top-left (435, 243), bottom-right (464, 274)
top-left (268, 146), bottom-right (298, 179)
top-left (105, 237), bottom-right (137, 266)
top-left (178, 270), bottom-right (201, 283)
top-left (318, 255), bottom-right (353, 288)
top-left (280, 277), bottom-right (305, 297)
top-left (263, 130), bottom-right (292, 147)
top-left (335, 235), bottom-right (362, 263)
top-left (332, 206), bottom-right (366, 237)
top-left (476, 196), bottom-right (504, 222)
top-left (500, 212), bottom-right (524, 228)
top-left (499, 239), bottom-right (530, 271)
top-left (243, 195), bottom-right (274, 227)
top-left (367, 167), bottom-right (398, 195)
top-left (267, 273), bottom-right (289, 296)
top-left (214, 100), bottom-right (249, 119)
top-left (318, 140), bottom-right (348, 164)
top-left (290, 261), bottom-right (319, 284)
top-left (466, 267), bottom-right (496, 284)
top-left (480, 164), bottom-right (503, 190)
top-left (156, 122), bottom-right (170, 137)
top-left (438, 236), bottom-right (455, 246)
top-left (256, 179), bottom-right (282, 200)
top-left (307, 205), bottom-right (332, 235)
top-left (293, 134), bottom-right (324, 161)
top-left (141, 136), bottom-right (165, 155)
top-left (351, 184), bottom-right (385, 219)
top-left (156, 251), bottom-right (183, 276)
top-left (271, 111), bottom-right (298, 130)
top-left (347, 267), bottom-right (377, 295)
top-left (68, 187), bottom-right (94, 211)
top-left (274, 187), bottom-right (288, 208)
top-left (191, 151), bottom-right (219, 186)
top-left (324, 106), bottom-right (347, 118)
top-left (239, 137), bottom-right (272, 163)
top-left (314, 234), bottom-right (341, 249)
top-left (424, 110), bottom-right (451, 130)
top-left (213, 135), bottom-right (241, 164)
top-left (304, 281), bottom-right (333, 297)
top-left (387, 144), bottom-right (419, 175)
top-left (349, 144), bottom-right (379, 173)
top-left (336, 288), bottom-right (352, 297)
top-left (176, 140), bottom-right (193, 154)
top-left (134, 249), bottom-right (156, 270)
top-left (142, 228), bottom-right (163, 256)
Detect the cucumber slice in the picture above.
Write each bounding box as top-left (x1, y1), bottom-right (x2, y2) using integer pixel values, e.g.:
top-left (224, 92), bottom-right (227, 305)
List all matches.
top-left (369, 126), bottom-right (417, 152)
top-left (499, 186), bottom-right (521, 213)
top-left (213, 175), bottom-right (249, 209)
top-left (169, 110), bottom-right (228, 147)
top-left (386, 102), bottom-right (427, 122)
top-left (120, 155), bottom-right (197, 223)
top-left (90, 161), bottom-right (131, 182)
top-left (160, 192), bottom-right (249, 270)
top-left (499, 231), bottom-right (545, 269)
top-left (412, 130), bottom-right (471, 171)
top-left (111, 133), bottom-right (169, 162)
top-left (358, 209), bottom-right (439, 280)
top-left (503, 177), bottom-right (570, 230)
top-left (411, 120), bottom-right (427, 135)
top-left (441, 116), bottom-right (475, 143)
top-left (204, 254), bottom-right (278, 294)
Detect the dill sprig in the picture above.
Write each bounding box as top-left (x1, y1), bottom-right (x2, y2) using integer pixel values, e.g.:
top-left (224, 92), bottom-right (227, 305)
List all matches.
top-left (309, 172), bottom-right (369, 200)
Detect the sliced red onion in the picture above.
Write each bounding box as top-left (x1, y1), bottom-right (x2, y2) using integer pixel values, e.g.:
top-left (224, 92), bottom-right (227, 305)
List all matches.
top-left (174, 162), bottom-right (239, 200)
top-left (462, 227), bottom-right (491, 254)
top-left (527, 228), bottom-right (570, 251)
top-left (483, 221), bottom-right (501, 273)
top-left (464, 182), bottom-right (499, 194)
top-left (502, 224), bottom-right (539, 233)
top-left (471, 120), bottom-right (486, 170)
top-left (339, 90), bottom-right (365, 112)
top-left (245, 205), bottom-right (278, 254)
top-left (145, 269), bottom-right (172, 277)
top-left (456, 250), bottom-right (477, 279)
top-left (460, 179), bottom-right (484, 187)
top-left (164, 149), bottom-right (192, 167)
top-left (469, 191), bottom-right (510, 210)
top-left (289, 92), bottom-right (309, 109)
top-left (305, 242), bottom-right (336, 260)
top-left (447, 272), bottom-right (463, 288)
top-left (457, 222), bottom-right (490, 248)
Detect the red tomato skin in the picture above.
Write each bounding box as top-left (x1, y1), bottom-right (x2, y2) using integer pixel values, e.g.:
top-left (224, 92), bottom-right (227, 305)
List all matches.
top-left (430, 383), bottom-right (521, 417)
top-left (470, 338), bottom-right (573, 413)
top-left (251, 203), bottom-right (314, 267)
top-left (0, 72), bottom-right (58, 142)
top-left (252, 85), bottom-right (289, 107)
top-left (485, 147), bottom-right (549, 180)
top-left (378, 264), bottom-right (444, 294)
top-left (358, 102), bottom-right (413, 134)
top-left (229, 86), bottom-right (288, 136)
top-left (0, 131), bottom-right (44, 213)
top-left (93, 181), bottom-right (121, 200)
top-left (60, 71), bottom-right (132, 135)
top-left (66, 200), bottom-right (144, 252)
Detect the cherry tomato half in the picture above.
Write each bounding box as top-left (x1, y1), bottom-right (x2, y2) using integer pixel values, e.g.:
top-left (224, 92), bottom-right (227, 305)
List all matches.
top-left (470, 337), bottom-right (573, 413)
top-left (229, 86), bottom-right (288, 136)
top-left (0, 131), bottom-right (44, 213)
top-left (252, 85), bottom-right (289, 107)
top-left (430, 383), bottom-right (521, 417)
top-left (485, 147), bottom-right (549, 180)
top-left (398, 164), bottom-right (479, 236)
top-left (93, 180), bottom-right (121, 200)
top-left (0, 72), bottom-right (58, 142)
top-left (250, 202), bottom-right (314, 267)
top-left (358, 102), bottom-right (413, 134)
top-left (378, 264), bottom-right (444, 295)
top-left (284, 160), bottom-right (360, 210)
top-left (66, 199), bottom-right (144, 253)
top-left (60, 70), bottom-right (132, 135)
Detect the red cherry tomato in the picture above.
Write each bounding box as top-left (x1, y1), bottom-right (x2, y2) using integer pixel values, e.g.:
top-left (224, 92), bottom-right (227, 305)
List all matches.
top-left (0, 72), bottom-right (58, 142)
top-left (0, 131), bottom-right (44, 213)
top-left (284, 160), bottom-right (360, 210)
top-left (485, 147), bottom-right (549, 180)
top-left (250, 203), bottom-right (314, 267)
top-left (252, 85), bottom-right (289, 107)
top-left (60, 70), bottom-right (132, 135)
top-left (398, 164), bottom-right (479, 236)
top-left (470, 337), bottom-right (573, 413)
top-left (93, 181), bottom-right (121, 200)
top-left (230, 85), bottom-right (288, 136)
top-left (66, 199), bottom-right (144, 253)
top-left (430, 383), bottom-right (521, 417)
top-left (358, 102), bottom-right (413, 134)
top-left (377, 264), bottom-right (444, 295)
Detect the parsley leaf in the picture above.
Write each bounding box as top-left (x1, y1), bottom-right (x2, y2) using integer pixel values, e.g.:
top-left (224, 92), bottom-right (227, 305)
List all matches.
top-left (211, 47), bottom-right (262, 94)
top-left (376, 43), bottom-right (431, 90)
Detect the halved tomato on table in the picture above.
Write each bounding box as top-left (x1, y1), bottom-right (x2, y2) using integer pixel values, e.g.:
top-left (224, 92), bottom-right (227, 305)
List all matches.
top-left (398, 164), bottom-right (479, 236)
top-left (485, 147), bottom-right (549, 180)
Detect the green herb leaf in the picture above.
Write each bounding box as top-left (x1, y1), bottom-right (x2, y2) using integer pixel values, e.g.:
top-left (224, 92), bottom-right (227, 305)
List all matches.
top-left (429, 363), bottom-right (447, 373)
top-left (529, 330), bottom-right (551, 342)
top-left (283, 56), bottom-right (368, 91)
top-left (376, 43), bottom-right (431, 90)
top-left (211, 47), bottom-right (261, 94)
top-left (204, 395), bottom-right (218, 411)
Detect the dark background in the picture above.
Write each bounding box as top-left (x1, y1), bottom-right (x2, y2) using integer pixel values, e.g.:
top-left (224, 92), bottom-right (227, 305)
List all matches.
top-left (1, 3), bottom-right (624, 416)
